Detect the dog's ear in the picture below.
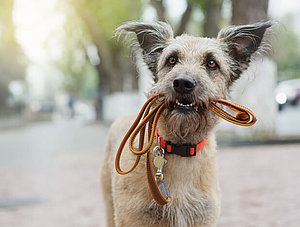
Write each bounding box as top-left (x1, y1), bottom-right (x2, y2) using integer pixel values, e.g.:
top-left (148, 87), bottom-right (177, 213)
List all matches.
top-left (115, 21), bottom-right (173, 81)
top-left (217, 21), bottom-right (274, 79)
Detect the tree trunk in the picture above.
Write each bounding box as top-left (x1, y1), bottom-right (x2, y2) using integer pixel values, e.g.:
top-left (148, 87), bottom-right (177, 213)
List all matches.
top-left (232, 0), bottom-right (268, 25)
top-left (0, 0), bottom-right (26, 107)
top-left (203, 0), bottom-right (223, 37)
top-left (150, 0), bottom-right (166, 21)
top-left (230, 0), bottom-right (276, 136)
top-left (176, 1), bottom-right (193, 36)
top-left (72, 1), bottom-right (138, 94)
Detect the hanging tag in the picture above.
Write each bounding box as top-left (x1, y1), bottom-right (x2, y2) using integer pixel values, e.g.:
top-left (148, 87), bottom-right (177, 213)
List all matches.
top-left (154, 156), bottom-right (165, 169)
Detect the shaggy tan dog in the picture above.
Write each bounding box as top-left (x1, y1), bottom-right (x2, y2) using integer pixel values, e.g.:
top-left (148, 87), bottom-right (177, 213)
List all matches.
top-left (101, 21), bottom-right (273, 227)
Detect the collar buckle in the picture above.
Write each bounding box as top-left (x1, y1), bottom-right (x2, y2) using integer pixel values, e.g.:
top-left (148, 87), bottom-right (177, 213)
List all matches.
top-left (165, 142), bottom-right (196, 157)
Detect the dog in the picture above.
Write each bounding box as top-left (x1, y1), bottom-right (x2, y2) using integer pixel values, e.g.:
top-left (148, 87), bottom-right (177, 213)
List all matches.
top-left (101, 21), bottom-right (273, 227)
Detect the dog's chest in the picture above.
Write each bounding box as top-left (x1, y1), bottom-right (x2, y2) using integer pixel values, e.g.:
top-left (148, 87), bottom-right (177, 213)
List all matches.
top-left (139, 155), bottom-right (215, 226)
top-left (139, 190), bottom-right (214, 227)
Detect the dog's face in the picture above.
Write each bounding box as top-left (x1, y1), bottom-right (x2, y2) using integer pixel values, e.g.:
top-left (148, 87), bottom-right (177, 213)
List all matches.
top-left (116, 21), bottom-right (272, 144)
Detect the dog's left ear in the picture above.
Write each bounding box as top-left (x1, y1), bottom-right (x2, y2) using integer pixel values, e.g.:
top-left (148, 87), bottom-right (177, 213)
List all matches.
top-left (217, 21), bottom-right (274, 78)
top-left (115, 21), bottom-right (174, 81)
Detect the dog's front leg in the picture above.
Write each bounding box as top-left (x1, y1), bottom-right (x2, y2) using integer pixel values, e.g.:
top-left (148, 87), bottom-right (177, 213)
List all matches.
top-left (101, 138), bottom-right (116, 227)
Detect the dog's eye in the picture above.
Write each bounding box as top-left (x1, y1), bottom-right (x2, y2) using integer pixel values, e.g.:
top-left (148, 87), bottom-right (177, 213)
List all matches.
top-left (167, 56), bottom-right (177, 67)
top-left (207, 60), bottom-right (218, 70)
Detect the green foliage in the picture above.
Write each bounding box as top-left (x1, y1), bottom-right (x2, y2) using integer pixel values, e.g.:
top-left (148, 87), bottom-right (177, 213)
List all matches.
top-left (0, 0), bottom-right (27, 108)
top-left (0, 0), bottom-right (26, 80)
top-left (58, 46), bottom-right (98, 99)
top-left (272, 15), bottom-right (300, 80)
top-left (76, 0), bottom-right (142, 46)
top-left (54, 10), bottom-right (98, 99)
top-left (192, 0), bottom-right (223, 14)
top-left (54, 0), bottom-right (143, 95)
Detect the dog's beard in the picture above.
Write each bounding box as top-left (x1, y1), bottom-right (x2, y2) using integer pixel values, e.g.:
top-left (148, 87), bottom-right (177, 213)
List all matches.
top-left (163, 108), bottom-right (211, 142)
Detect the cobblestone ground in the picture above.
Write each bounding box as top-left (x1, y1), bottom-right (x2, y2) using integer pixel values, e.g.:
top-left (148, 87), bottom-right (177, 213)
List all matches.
top-left (0, 121), bottom-right (300, 226)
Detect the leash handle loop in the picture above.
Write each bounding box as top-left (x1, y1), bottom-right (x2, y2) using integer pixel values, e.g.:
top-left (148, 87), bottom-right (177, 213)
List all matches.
top-left (209, 99), bottom-right (257, 126)
top-left (114, 94), bottom-right (170, 205)
top-left (115, 94), bottom-right (161, 175)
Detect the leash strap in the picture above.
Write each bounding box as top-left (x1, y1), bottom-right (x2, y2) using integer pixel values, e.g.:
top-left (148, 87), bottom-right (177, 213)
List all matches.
top-left (114, 94), bottom-right (170, 205)
top-left (115, 95), bottom-right (257, 206)
top-left (209, 99), bottom-right (257, 126)
top-left (146, 152), bottom-right (171, 205)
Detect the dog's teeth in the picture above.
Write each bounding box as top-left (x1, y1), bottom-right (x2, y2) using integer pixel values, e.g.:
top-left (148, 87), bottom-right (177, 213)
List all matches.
top-left (175, 100), bottom-right (195, 108)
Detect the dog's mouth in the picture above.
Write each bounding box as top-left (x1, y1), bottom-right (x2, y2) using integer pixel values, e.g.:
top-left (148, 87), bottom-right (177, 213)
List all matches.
top-left (174, 99), bottom-right (197, 110)
top-left (165, 96), bottom-right (209, 113)
top-left (175, 99), bottom-right (197, 111)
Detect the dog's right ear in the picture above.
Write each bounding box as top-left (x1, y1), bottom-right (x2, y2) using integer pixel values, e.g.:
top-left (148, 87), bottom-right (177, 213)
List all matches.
top-left (115, 21), bottom-right (173, 80)
top-left (217, 21), bottom-right (274, 80)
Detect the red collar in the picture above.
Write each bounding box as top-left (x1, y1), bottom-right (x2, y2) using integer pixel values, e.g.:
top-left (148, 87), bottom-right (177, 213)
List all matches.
top-left (155, 130), bottom-right (208, 157)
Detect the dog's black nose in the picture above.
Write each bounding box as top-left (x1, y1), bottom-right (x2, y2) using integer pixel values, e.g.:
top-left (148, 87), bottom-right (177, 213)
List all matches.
top-left (173, 76), bottom-right (196, 94)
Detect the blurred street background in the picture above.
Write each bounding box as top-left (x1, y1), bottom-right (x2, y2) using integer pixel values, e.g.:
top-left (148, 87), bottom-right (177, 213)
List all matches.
top-left (1, 0), bottom-right (300, 226)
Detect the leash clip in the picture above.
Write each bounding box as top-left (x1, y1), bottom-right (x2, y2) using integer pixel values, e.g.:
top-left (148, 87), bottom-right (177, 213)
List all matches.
top-left (153, 146), bottom-right (167, 182)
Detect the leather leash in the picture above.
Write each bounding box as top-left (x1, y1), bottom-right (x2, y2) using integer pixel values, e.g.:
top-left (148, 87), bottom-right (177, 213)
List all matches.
top-left (115, 94), bottom-right (170, 205)
top-left (209, 99), bottom-right (256, 126)
top-left (115, 95), bottom-right (257, 206)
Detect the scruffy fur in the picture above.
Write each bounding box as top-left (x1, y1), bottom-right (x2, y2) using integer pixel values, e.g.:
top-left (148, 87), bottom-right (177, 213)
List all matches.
top-left (101, 21), bottom-right (273, 227)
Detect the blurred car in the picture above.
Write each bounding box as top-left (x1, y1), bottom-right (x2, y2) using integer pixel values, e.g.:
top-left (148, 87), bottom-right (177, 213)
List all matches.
top-left (275, 79), bottom-right (300, 111)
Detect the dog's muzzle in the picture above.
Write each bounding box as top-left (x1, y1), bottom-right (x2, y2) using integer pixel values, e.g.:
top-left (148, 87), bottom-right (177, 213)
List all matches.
top-left (173, 76), bottom-right (196, 94)
top-left (171, 76), bottom-right (199, 111)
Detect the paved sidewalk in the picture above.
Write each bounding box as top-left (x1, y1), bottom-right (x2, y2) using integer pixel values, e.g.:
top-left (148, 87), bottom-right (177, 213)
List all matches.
top-left (0, 121), bottom-right (300, 226)
top-left (0, 120), bottom-right (108, 227)
top-left (219, 144), bottom-right (300, 227)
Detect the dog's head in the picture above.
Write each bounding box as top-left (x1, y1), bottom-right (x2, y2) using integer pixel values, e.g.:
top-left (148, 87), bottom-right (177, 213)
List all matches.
top-left (116, 21), bottom-right (273, 144)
